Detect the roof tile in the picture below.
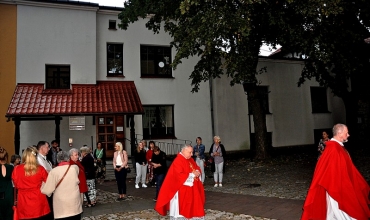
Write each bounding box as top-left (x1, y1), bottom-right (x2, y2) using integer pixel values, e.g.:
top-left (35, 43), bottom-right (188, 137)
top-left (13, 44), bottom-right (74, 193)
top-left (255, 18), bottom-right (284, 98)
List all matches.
top-left (6, 81), bottom-right (144, 117)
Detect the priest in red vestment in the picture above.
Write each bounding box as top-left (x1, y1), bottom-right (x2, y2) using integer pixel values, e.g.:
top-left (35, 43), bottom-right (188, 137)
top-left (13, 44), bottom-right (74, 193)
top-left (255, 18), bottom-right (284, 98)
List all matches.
top-left (155, 145), bottom-right (205, 219)
top-left (301, 124), bottom-right (370, 220)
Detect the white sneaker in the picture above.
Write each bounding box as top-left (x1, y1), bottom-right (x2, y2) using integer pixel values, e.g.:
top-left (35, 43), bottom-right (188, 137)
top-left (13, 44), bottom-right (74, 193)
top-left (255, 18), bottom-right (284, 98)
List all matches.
top-left (142, 184), bottom-right (147, 188)
top-left (219, 183), bottom-right (223, 187)
top-left (135, 184), bottom-right (139, 189)
top-left (214, 184), bottom-right (218, 187)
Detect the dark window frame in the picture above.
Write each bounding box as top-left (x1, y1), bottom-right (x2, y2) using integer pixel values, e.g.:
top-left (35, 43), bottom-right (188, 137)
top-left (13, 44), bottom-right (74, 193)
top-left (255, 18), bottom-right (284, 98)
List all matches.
top-left (310, 87), bottom-right (330, 113)
top-left (142, 105), bottom-right (175, 139)
top-left (140, 45), bottom-right (173, 78)
top-left (108, 20), bottom-right (117, 30)
top-left (248, 86), bottom-right (271, 115)
top-left (107, 43), bottom-right (124, 77)
top-left (45, 65), bottom-right (70, 89)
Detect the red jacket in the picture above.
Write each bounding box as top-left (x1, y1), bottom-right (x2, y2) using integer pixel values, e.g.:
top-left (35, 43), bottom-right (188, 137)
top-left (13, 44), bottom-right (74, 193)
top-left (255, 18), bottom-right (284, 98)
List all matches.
top-left (12, 164), bottom-right (50, 219)
top-left (70, 160), bottom-right (88, 193)
top-left (301, 140), bottom-right (370, 220)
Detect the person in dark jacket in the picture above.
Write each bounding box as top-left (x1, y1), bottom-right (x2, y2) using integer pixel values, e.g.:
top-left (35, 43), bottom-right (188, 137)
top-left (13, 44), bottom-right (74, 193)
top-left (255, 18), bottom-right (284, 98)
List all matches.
top-left (80, 146), bottom-right (97, 207)
top-left (151, 146), bottom-right (167, 201)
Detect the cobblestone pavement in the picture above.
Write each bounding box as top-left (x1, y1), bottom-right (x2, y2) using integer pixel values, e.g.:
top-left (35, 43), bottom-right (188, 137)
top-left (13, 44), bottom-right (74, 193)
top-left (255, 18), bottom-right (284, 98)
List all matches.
top-left (82, 147), bottom-right (369, 219)
top-left (82, 209), bottom-right (275, 220)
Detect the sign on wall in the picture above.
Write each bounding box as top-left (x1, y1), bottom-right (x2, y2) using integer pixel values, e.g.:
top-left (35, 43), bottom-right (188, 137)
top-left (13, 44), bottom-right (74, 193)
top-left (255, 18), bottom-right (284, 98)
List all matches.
top-left (69, 116), bottom-right (85, 130)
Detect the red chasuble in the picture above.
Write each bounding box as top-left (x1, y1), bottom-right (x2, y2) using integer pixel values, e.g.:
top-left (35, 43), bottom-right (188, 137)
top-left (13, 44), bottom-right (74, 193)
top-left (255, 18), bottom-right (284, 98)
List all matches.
top-left (155, 153), bottom-right (205, 218)
top-left (301, 140), bottom-right (370, 220)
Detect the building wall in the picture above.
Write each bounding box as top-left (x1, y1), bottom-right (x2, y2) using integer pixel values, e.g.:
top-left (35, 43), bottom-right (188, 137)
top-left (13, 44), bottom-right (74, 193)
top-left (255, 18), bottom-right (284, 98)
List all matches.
top-left (213, 58), bottom-right (346, 150)
top-left (16, 6), bottom-right (213, 154)
top-left (0, 3), bottom-right (17, 157)
top-left (16, 4), bottom-right (97, 84)
top-left (11, 1), bottom-right (346, 155)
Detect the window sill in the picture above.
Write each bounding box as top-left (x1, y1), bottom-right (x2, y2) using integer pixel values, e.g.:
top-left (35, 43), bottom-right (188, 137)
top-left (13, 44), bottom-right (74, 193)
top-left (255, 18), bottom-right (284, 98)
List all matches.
top-left (141, 75), bottom-right (174, 79)
top-left (108, 28), bottom-right (117, 30)
top-left (312, 111), bottom-right (332, 114)
top-left (107, 75), bottom-right (125, 77)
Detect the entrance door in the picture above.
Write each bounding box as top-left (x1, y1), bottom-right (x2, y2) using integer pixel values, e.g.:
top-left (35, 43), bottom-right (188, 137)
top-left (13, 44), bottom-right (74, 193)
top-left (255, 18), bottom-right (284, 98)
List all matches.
top-left (96, 115), bottom-right (125, 158)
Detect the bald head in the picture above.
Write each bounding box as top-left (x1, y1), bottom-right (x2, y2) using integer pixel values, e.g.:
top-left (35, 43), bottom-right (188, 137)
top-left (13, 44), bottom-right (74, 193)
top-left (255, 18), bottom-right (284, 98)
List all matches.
top-left (181, 145), bottom-right (193, 159)
top-left (332, 123), bottom-right (350, 143)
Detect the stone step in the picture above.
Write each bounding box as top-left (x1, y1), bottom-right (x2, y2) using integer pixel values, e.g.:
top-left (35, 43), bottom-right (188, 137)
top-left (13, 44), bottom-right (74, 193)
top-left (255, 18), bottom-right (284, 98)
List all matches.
top-left (105, 159), bottom-right (136, 180)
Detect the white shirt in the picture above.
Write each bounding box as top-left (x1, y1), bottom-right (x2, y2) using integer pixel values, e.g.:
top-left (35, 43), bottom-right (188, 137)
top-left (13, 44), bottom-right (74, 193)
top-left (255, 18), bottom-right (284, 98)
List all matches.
top-left (37, 154), bottom-right (52, 173)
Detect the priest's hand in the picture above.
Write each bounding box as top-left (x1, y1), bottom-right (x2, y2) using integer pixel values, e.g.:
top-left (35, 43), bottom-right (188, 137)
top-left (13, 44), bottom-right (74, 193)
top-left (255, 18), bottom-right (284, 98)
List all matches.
top-left (193, 170), bottom-right (201, 178)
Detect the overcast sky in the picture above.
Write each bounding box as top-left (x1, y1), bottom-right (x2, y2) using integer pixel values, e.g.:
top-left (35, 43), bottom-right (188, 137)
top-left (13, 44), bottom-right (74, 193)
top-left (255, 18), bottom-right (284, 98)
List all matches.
top-left (82, 0), bottom-right (277, 56)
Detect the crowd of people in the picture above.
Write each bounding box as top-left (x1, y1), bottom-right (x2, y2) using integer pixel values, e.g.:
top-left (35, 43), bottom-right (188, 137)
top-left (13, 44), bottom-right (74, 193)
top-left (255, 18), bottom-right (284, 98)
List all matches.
top-left (0, 135), bottom-right (229, 220)
top-left (0, 140), bottom-right (106, 220)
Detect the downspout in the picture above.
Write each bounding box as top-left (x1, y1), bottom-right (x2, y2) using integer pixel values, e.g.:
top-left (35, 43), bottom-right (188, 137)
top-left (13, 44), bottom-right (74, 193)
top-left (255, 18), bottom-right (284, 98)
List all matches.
top-left (209, 79), bottom-right (215, 138)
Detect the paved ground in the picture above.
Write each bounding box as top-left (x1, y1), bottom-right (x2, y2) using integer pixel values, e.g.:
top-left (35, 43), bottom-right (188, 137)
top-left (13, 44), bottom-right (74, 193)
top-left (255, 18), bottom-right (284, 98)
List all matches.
top-left (81, 146), bottom-right (370, 220)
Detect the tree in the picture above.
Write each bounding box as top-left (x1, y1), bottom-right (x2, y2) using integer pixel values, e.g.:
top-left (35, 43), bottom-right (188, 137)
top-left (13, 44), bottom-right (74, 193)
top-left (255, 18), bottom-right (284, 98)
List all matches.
top-left (278, 0), bottom-right (370, 144)
top-left (118, 0), bottom-right (296, 161)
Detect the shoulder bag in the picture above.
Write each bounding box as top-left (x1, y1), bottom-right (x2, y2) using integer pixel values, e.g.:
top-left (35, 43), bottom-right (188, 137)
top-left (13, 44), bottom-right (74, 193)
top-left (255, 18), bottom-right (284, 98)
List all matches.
top-left (56, 164), bottom-right (71, 189)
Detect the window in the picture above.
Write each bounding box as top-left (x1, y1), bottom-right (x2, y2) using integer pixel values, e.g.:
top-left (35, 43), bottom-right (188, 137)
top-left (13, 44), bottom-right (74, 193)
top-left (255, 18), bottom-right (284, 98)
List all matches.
top-left (143, 105), bottom-right (174, 139)
top-left (248, 86), bottom-right (270, 114)
top-left (141, 45), bottom-right (172, 77)
top-left (45, 65), bottom-right (70, 89)
top-left (108, 20), bottom-right (116, 30)
top-left (310, 87), bottom-right (329, 113)
top-left (107, 43), bottom-right (123, 76)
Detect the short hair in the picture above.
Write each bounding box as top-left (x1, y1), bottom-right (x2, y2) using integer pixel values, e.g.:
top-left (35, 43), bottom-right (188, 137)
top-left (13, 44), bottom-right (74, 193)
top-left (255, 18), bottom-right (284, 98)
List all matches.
top-left (0, 146), bottom-right (8, 161)
top-left (148, 140), bottom-right (155, 147)
top-left (213, 136), bottom-right (221, 142)
top-left (10, 154), bottom-right (21, 163)
top-left (51, 140), bottom-right (59, 145)
top-left (153, 146), bottom-right (160, 152)
top-left (80, 146), bottom-right (90, 154)
top-left (181, 144), bottom-right (192, 152)
top-left (332, 124), bottom-right (347, 136)
top-left (37, 141), bottom-right (49, 150)
top-left (57, 151), bottom-right (69, 163)
top-left (68, 148), bottom-right (79, 157)
top-left (196, 137), bottom-right (202, 141)
top-left (116, 142), bottom-right (123, 152)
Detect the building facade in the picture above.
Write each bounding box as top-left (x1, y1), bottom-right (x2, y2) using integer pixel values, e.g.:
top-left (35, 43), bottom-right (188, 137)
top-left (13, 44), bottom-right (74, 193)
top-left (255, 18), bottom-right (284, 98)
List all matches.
top-left (1, 0), bottom-right (346, 157)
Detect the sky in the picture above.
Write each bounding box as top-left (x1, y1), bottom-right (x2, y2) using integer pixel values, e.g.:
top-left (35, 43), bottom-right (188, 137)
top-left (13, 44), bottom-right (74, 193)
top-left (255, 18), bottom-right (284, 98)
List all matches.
top-left (83, 0), bottom-right (278, 56)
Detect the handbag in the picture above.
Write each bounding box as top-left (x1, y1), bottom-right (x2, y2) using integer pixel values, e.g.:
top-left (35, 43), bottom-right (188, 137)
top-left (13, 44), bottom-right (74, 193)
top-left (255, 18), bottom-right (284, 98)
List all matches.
top-left (207, 157), bottom-right (214, 164)
top-left (125, 166), bottom-right (131, 173)
top-left (13, 188), bottom-right (18, 220)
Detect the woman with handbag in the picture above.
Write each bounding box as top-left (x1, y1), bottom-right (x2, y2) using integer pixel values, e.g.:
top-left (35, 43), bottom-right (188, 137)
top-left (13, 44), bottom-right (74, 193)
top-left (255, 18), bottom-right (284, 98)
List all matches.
top-left (12, 146), bottom-right (51, 220)
top-left (41, 151), bottom-right (82, 220)
top-left (0, 147), bottom-right (14, 220)
top-left (113, 142), bottom-right (129, 201)
top-left (209, 136), bottom-right (226, 187)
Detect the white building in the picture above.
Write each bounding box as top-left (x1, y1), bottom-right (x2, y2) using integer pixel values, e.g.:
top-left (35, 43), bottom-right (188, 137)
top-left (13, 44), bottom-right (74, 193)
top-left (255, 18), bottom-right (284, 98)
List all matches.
top-left (2, 0), bottom-right (345, 157)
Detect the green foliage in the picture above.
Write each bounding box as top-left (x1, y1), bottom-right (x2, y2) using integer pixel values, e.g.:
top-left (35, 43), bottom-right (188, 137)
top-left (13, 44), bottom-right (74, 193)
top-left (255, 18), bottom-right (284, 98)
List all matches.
top-left (279, 0), bottom-right (370, 98)
top-left (118, 0), bottom-right (292, 92)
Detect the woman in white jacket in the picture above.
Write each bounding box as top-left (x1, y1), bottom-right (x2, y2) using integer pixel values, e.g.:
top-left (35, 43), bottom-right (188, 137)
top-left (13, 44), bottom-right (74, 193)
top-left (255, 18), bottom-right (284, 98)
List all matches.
top-left (41, 151), bottom-right (82, 220)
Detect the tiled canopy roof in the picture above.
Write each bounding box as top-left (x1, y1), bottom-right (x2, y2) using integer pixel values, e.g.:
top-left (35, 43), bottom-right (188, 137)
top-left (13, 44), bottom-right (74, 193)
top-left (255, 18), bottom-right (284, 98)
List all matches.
top-left (6, 81), bottom-right (144, 117)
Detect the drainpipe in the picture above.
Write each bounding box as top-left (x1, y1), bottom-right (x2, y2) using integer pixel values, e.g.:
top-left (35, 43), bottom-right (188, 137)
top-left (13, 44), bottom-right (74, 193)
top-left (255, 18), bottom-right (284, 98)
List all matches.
top-left (209, 79), bottom-right (215, 138)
